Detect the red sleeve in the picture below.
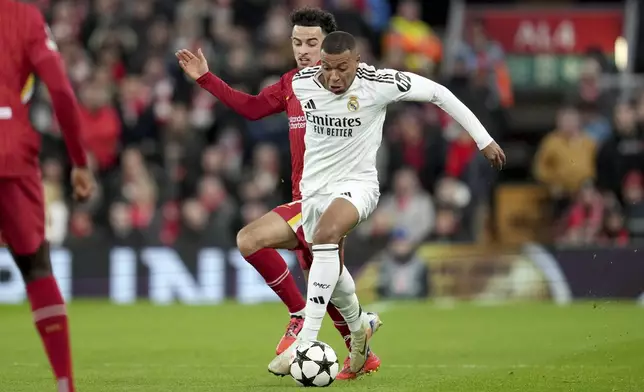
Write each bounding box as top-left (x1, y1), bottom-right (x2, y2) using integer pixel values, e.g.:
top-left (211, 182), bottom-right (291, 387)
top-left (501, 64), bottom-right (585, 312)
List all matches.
top-left (196, 72), bottom-right (285, 120)
top-left (25, 7), bottom-right (87, 167)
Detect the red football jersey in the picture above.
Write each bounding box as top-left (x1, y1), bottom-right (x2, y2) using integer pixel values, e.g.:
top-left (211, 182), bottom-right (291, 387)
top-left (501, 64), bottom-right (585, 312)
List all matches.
top-left (280, 69), bottom-right (306, 202)
top-left (197, 68), bottom-right (306, 201)
top-left (0, 0), bottom-right (86, 177)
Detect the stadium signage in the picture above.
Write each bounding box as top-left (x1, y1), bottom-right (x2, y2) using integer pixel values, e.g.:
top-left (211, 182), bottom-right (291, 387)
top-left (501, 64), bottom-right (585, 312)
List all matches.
top-left (470, 9), bottom-right (623, 54)
top-left (0, 246), bottom-right (298, 304)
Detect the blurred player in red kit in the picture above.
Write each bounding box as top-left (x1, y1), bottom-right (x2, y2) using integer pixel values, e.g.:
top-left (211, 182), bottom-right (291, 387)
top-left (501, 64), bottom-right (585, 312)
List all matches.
top-left (0, 1), bottom-right (95, 391)
top-left (176, 7), bottom-right (381, 379)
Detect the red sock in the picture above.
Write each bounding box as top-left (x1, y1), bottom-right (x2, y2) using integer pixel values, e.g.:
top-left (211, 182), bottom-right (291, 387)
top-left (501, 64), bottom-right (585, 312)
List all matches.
top-left (246, 248), bottom-right (306, 315)
top-left (327, 303), bottom-right (351, 349)
top-left (26, 276), bottom-right (74, 392)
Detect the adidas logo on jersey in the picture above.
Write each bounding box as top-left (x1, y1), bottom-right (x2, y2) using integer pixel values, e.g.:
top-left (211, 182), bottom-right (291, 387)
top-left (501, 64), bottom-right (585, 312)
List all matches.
top-left (303, 99), bottom-right (316, 110)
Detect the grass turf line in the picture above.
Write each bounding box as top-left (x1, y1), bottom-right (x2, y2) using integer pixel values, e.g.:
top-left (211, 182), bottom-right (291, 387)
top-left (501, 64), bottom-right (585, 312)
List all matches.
top-left (1, 301), bottom-right (643, 391)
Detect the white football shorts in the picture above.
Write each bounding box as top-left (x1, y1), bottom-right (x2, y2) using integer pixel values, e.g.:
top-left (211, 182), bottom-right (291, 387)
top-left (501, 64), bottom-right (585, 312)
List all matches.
top-left (301, 183), bottom-right (380, 243)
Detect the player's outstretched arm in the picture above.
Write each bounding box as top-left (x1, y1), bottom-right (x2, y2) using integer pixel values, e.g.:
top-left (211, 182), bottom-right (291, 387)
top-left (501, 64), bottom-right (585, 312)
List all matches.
top-left (176, 49), bottom-right (284, 121)
top-left (25, 7), bottom-right (87, 170)
top-left (383, 70), bottom-right (506, 169)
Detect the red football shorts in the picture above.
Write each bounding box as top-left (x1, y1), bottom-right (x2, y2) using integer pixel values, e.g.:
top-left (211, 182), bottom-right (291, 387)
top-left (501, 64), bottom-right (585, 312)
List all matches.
top-left (0, 175), bottom-right (45, 255)
top-left (272, 200), bottom-right (313, 270)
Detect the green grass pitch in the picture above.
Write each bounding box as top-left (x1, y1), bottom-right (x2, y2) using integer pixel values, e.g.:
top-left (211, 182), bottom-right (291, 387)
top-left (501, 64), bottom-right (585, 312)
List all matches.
top-left (1, 301), bottom-right (643, 391)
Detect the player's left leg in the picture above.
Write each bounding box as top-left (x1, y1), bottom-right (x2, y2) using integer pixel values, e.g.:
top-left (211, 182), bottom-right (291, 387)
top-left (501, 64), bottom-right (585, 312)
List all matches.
top-left (237, 204), bottom-right (307, 355)
top-left (299, 239), bottom-right (353, 347)
top-left (299, 243), bottom-right (382, 378)
top-left (0, 176), bottom-right (76, 392)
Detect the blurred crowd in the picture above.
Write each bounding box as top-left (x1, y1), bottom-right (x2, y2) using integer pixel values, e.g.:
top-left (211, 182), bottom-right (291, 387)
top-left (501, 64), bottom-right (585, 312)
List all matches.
top-left (34, 0), bottom-right (503, 251)
top-left (533, 57), bottom-right (644, 246)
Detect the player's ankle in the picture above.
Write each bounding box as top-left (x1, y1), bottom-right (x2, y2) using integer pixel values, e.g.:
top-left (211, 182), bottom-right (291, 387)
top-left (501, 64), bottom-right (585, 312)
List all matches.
top-left (290, 310), bottom-right (305, 318)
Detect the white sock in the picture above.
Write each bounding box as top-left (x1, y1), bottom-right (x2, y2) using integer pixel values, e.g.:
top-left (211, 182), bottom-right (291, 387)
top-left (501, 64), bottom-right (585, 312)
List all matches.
top-left (330, 268), bottom-right (363, 333)
top-left (300, 244), bottom-right (341, 341)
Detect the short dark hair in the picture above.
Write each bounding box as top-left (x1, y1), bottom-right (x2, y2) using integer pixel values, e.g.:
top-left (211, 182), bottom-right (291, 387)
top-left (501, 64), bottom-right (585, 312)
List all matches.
top-left (321, 31), bottom-right (356, 54)
top-left (290, 7), bottom-right (337, 35)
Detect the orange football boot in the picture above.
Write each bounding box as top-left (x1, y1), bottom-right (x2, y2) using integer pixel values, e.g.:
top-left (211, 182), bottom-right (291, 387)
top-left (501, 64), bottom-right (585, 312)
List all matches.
top-left (336, 351), bottom-right (381, 380)
top-left (275, 316), bottom-right (304, 355)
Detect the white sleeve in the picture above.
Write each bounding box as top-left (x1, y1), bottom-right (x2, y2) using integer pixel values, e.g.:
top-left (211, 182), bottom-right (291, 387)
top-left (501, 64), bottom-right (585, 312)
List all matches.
top-left (382, 71), bottom-right (494, 150)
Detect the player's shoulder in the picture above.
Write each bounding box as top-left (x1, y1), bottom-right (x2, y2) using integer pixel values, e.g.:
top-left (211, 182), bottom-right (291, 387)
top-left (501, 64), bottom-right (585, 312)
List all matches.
top-left (0, 0), bottom-right (43, 37)
top-left (357, 63), bottom-right (415, 94)
top-left (355, 63), bottom-right (398, 83)
top-left (2, 0), bottom-right (41, 20)
top-left (293, 66), bottom-right (321, 82)
top-left (291, 66), bottom-right (322, 94)
top-left (281, 68), bottom-right (300, 82)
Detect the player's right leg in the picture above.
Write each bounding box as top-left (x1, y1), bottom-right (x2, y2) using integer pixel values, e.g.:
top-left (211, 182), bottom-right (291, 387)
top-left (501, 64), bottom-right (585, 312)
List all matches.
top-left (269, 191), bottom-right (378, 375)
top-left (236, 203), bottom-right (306, 353)
top-left (0, 177), bottom-right (76, 392)
top-left (331, 268), bottom-right (382, 379)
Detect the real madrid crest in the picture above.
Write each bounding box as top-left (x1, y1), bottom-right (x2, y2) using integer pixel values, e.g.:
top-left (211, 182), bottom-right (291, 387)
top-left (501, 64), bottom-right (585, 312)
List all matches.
top-left (347, 96), bottom-right (359, 112)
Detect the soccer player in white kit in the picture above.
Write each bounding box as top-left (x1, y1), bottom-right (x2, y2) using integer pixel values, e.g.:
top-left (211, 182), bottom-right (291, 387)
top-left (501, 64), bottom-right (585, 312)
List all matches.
top-left (268, 31), bottom-right (506, 376)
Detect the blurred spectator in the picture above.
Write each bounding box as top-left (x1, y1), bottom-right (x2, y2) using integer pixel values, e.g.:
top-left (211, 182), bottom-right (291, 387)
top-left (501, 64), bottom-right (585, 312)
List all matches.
top-left (362, 0), bottom-right (391, 35)
top-left (328, 0), bottom-right (373, 40)
top-left (246, 143), bottom-right (283, 204)
top-left (42, 157), bottom-right (68, 246)
top-left (599, 209), bottom-right (630, 246)
top-left (635, 92), bottom-right (644, 131)
top-left (29, 0), bottom-right (503, 251)
top-left (433, 177), bottom-right (473, 241)
top-left (78, 80), bottom-right (121, 171)
top-left (108, 201), bottom-right (134, 240)
top-left (445, 122), bottom-right (478, 179)
top-left (623, 171), bottom-right (644, 240)
top-left (570, 58), bottom-right (615, 118)
top-left (240, 201), bottom-right (271, 228)
top-left (177, 198), bottom-right (212, 244)
top-left (387, 109), bottom-right (445, 192)
top-left (458, 19), bottom-right (513, 108)
top-left (68, 208), bottom-right (94, 240)
top-left (430, 207), bottom-right (464, 243)
top-left (579, 101), bottom-right (611, 144)
top-left (377, 230), bottom-right (429, 299)
top-left (364, 168), bottom-right (434, 244)
top-left (533, 107), bottom-right (597, 204)
top-left (444, 59), bottom-right (500, 145)
top-left (197, 176), bottom-right (236, 226)
top-left (596, 102), bottom-right (644, 198)
top-left (559, 181), bottom-right (604, 246)
top-left (384, 0), bottom-right (441, 74)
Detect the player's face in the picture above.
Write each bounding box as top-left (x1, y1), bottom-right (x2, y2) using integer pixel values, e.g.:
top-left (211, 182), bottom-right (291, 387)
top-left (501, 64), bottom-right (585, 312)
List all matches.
top-left (292, 26), bottom-right (324, 69)
top-left (320, 50), bottom-right (360, 95)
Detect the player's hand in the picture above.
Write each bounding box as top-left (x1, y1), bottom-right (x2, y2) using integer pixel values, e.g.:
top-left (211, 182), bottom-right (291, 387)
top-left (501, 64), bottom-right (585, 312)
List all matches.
top-left (482, 141), bottom-right (506, 170)
top-left (175, 48), bottom-right (209, 80)
top-left (71, 167), bottom-right (95, 202)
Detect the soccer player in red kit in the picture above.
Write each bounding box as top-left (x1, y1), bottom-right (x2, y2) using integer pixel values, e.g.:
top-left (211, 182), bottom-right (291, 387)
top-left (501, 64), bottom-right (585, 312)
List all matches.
top-left (176, 7), bottom-right (381, 379)
top-left (0, 1), bottom-right (95, 391)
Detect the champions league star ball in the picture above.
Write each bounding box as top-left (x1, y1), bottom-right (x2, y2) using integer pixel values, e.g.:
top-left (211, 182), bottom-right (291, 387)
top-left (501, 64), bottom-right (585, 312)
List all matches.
top-left (289, 341), bottom-right (339, 387)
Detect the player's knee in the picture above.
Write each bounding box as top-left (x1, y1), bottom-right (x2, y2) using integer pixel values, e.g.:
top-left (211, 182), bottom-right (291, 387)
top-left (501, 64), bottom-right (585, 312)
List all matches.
top-left (13, 242), bottom-right (52, 283)
top-left (312, 225), bottom-right (343, 245)
top-left (236, 226), bottom-right (264, 257)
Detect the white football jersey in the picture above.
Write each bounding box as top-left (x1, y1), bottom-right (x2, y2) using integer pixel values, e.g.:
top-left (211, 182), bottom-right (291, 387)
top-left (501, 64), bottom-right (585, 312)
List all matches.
top-left (292, 63), bottom-right (493, 198)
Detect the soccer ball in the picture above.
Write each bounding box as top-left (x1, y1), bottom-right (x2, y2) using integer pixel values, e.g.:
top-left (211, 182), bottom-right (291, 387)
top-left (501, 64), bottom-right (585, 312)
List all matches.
top-left (289, 340), bottom-right (339, 387)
